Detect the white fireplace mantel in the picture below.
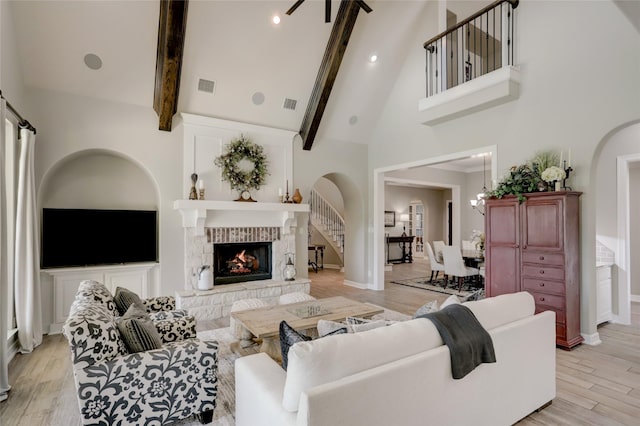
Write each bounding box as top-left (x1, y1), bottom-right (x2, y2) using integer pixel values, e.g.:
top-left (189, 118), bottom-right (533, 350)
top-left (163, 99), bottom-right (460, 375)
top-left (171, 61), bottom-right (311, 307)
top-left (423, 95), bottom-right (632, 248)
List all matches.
top-left (173, 200), bottom-right (309, 236)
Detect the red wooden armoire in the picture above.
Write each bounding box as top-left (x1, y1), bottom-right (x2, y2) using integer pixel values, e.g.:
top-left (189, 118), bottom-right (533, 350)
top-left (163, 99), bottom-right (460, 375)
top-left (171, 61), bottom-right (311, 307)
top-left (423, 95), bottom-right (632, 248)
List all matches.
top-left (485, 191), bottom-right (582, 349)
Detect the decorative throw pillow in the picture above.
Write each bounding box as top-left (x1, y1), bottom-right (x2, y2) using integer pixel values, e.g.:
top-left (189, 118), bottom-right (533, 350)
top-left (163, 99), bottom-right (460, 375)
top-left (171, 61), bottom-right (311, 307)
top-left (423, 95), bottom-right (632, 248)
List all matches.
top-left (345, 316), bottom-right (388, 332)
top-left (413, 300), bottom-right (439, 318)
top-left (117, 304), bottom-right (163, 353)
top-left (317, 319), bottom-right (350, 336)
top-left (279, 321), bottom-right (346, 370)
top-left (114, 287), bottom-right (144, 316)
top-left (440, 295), bottom-right (462, 310)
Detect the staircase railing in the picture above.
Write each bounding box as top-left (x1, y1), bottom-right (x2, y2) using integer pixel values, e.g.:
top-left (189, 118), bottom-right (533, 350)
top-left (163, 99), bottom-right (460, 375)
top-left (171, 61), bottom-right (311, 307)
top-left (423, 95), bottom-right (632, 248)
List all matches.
top-left (423, 0), bottom-right (519, 97)
top-left (309, 189), bottom-right (345, 253)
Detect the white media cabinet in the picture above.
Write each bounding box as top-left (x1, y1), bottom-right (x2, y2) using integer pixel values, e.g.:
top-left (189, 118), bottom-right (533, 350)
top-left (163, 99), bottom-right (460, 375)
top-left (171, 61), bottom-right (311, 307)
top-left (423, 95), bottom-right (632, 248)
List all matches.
top-left (43, 262), bottom-right (159, 334)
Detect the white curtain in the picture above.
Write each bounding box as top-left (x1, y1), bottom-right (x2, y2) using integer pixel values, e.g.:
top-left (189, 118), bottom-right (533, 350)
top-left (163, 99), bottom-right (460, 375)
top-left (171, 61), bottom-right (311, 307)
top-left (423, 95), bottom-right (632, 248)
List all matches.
top-left (14, 125), bottom-right (42, 353)
top-left (0, 100), bottom-right (10, 401)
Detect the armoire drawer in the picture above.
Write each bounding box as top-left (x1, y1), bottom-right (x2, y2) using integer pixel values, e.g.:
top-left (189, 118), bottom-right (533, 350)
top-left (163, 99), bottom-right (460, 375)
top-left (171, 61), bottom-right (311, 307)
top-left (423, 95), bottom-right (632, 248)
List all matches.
top-left (534, 305), bottom-right (566, 324)
top-left (522, 252), bottom-right (564, 266)
top-left (530, 291), bottom-right (565, 311)
top-left (522, 265), bottom-right (565, 281)
top-left (522, 278), bottom-right (565, 296)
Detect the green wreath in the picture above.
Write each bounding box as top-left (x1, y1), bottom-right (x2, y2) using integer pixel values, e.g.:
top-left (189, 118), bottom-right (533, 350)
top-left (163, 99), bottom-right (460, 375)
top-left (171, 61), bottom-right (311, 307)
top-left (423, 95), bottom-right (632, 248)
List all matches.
top-left (214, 135), bottom-right (269, 192)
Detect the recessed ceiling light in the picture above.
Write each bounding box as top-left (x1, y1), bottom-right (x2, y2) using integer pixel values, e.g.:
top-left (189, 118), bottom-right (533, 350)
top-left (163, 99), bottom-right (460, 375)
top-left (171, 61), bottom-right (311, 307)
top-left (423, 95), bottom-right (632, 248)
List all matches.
top-left (369, 53), bottom-right (378, 63)
top-left (84, 53), bottom-right (102, 70)
top-left (273, 15), bottom-right (281, 25)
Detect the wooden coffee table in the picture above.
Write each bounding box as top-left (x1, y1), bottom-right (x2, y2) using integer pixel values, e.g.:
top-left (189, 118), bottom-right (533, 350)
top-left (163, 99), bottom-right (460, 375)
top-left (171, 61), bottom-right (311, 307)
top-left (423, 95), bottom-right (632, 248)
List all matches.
top-left (230, 296), bottom-right (384, 362)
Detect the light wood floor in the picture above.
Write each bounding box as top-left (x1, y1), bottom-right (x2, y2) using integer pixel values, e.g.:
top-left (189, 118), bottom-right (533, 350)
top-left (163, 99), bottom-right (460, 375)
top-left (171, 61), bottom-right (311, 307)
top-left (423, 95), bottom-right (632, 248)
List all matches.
top-left (1, 260), bottom-right (638, 426)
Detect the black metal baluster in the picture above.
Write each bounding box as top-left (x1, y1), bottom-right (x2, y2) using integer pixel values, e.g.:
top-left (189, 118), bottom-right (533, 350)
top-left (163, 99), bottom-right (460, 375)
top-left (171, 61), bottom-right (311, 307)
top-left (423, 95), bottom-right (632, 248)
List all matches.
top-left (493, 7), bottom-right (496, 70)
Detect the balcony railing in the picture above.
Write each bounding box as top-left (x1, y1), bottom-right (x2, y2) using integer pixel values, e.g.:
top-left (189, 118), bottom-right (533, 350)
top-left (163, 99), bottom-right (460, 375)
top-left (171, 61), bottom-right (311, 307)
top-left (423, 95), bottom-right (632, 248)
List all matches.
top-left (423, 0), bottom-right (519, 97)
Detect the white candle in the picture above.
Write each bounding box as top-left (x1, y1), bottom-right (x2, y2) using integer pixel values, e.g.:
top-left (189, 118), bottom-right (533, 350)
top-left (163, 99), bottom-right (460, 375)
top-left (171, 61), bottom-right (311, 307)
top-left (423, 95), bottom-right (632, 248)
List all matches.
top-left (560, 151), bottom-right (563, 167)
top-left (278, 187), bottom-right (283, 196)
top-left (198, 179), bottom-right (204, 190)
top-left (568, 149), bottom-right (572, 167)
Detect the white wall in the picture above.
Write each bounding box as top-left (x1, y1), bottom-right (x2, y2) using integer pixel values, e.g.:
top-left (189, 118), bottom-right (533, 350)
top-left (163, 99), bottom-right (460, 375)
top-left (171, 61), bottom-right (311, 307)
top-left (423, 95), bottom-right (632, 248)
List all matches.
top-left (294, 140), bottom-right (369, 286)
top-left (368, 0), bottom-right (640, 337)
top-left (0, 0), bottom-right (27, 114)
top-left (313, 176), bottom-right (345, 216)
top-left (384, 184), bottom-right (447, 245)
top-left (40, 152), bottom-right (157, 209)
top-left (30, 88), bottom-right (184, 315)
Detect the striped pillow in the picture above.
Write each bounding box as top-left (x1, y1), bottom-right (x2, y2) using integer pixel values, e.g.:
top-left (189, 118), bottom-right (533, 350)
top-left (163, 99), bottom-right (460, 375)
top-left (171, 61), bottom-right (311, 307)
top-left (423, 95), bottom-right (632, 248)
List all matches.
top-left (117, 304), bottom-right (163, 353)
top-left (114, 287), bottom-right (144, 316)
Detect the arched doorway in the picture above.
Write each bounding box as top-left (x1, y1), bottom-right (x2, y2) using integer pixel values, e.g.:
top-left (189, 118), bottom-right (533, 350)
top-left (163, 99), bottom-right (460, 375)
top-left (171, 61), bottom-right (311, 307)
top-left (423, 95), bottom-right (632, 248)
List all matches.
top-left (593, 120), bottom-right (640, 325)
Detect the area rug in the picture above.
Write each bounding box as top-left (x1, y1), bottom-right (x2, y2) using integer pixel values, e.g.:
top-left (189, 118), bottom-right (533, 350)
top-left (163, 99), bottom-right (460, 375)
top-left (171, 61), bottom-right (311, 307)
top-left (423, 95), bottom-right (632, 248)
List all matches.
top-left (391, 277), bottom-right (480, 300)
top-left (173, 307), bottom-right (411, 426)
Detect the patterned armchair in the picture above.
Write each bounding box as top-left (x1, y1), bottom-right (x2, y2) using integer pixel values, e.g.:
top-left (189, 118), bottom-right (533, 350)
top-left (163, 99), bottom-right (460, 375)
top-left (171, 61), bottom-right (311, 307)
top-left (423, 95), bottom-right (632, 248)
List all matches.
top-left (63, 280), bottom-right (218, 425)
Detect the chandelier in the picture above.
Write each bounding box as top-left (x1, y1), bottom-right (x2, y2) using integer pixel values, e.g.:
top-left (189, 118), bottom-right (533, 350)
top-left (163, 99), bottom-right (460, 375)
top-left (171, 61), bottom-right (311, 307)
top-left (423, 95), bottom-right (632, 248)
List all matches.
top-left (470, 154), bottom-right (488, 216)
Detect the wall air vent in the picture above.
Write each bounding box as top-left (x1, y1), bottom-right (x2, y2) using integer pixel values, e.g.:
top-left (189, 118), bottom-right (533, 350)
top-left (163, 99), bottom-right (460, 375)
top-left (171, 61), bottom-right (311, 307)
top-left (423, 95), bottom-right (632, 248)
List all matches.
top-left (198, 79), bottom-right (215, 94)
top-left (283, 98), bottom-right (297, 111)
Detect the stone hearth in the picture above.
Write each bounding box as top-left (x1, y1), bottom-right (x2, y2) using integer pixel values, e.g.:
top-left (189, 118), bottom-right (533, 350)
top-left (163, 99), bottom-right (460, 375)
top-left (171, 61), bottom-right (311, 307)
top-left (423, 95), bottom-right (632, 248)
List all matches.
top-left (175, 279), bottom-right (310, 321)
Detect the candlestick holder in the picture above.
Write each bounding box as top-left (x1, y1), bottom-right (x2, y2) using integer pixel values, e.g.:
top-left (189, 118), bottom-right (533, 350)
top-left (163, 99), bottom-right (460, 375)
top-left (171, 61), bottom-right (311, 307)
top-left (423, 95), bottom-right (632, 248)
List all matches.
top-left (189, 173), bottom-right (198, 200)
top-left (199, 188), bottom-right (205, 200)
top-left (561, 160), bottom-right (573, 191)
top-left (283, 190), bottom-right (294, 203)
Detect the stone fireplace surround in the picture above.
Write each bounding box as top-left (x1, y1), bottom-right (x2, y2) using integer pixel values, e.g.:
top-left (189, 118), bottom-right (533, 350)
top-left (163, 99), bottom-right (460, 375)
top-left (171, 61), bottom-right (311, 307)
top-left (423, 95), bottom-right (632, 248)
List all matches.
top-left (174, 200), bottom-right (311, 321)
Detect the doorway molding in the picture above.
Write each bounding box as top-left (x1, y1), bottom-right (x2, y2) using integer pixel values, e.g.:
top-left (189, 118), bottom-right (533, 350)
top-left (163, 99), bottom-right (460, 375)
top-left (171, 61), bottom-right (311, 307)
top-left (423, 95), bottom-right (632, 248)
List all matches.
top-left (372, 145), bottom-right (498, 291)
top-left (615, 153), bottom-right (640, 324)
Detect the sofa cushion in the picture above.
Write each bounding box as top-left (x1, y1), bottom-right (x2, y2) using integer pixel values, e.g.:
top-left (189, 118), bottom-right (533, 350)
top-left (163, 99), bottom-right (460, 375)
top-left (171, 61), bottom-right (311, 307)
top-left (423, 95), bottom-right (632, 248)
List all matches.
top-left (413, 300), bottom-right (439, 318)
top-left (463, 291), bottom-right (535, 331)
top-left (154, 315), bottom-right (198, 343)
top-left (75, 280), bottom-right (119, 317)
top-left (345, 317), bottom-right (387, 333)
top-left (440, 295), bottom-right (462, 310)
top-left (114, 287), bottom-right (143, 316)
top-left (279, 321), bottom-right (347, 370)
top-left (117, 304), bottom-right (163, 353)
top-left (282, 318), bottom-right (444, 412)
top-left (63, 299), bottom-right (128, 369)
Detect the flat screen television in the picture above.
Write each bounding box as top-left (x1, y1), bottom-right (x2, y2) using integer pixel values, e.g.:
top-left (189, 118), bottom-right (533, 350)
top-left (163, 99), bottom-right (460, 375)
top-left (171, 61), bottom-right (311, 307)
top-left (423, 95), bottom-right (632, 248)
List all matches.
top-left (41, 208), bottom-right (158, 268)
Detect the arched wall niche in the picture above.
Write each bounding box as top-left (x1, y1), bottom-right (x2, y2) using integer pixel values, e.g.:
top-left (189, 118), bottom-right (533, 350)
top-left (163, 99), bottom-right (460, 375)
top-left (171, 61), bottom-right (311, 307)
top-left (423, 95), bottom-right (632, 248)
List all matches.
top-left (39, 149), bottom-right (160, 210)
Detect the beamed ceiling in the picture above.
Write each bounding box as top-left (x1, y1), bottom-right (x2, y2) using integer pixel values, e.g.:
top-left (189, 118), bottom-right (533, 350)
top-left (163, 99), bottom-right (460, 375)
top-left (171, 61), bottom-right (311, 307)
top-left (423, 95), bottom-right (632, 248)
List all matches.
top-left (9, 0), bottom-right (429, 148)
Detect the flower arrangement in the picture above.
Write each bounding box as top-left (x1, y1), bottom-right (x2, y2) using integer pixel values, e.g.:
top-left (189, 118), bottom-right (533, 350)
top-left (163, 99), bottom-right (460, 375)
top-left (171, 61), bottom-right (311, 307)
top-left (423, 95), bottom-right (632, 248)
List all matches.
top-left (486, 164), bottom-right (542, 202)
top-left (214, 135), bottom-right (269, 192)
top-left (541, 166), bottom-right (566, 183)
top-left (471, 230), bottom-right (485, 250)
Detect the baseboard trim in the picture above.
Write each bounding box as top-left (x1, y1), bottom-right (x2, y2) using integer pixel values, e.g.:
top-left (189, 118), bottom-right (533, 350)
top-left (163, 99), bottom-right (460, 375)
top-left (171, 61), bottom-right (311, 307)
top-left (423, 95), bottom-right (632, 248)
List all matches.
top-left (343, 280), bottom-right (368, 289)
top-left (49, 323), bottom-right (63, 335)
top-left (581, 332), bottom-right (602, 346)
top-left (7, 330), bottom-right (20, 362)
top-left (322, 264), bottom-right (343, 270)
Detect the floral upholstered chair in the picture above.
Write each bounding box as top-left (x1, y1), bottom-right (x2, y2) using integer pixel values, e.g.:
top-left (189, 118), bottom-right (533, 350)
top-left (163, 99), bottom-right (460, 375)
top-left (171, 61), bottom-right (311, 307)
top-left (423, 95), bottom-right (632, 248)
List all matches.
top-left (63, 280), bottom-right (218, 425)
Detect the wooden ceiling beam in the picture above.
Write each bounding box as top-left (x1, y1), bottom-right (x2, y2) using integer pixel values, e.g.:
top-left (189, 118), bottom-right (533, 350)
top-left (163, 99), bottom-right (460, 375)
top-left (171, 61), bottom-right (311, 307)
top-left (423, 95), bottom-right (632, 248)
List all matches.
top-left (153, 0), bottom-right (189, 131)
top-left (299, 0), bottom-right (369, 150)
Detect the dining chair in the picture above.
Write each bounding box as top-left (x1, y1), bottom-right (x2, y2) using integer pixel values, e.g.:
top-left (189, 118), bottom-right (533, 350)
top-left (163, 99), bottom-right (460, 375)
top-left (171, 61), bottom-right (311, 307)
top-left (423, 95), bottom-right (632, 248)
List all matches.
top-left (442, 245), bottom-right (479, 292)
top-left (425, 242), bottom-right (445, 283)
top-left (432, 240), bottom-right (445, 263)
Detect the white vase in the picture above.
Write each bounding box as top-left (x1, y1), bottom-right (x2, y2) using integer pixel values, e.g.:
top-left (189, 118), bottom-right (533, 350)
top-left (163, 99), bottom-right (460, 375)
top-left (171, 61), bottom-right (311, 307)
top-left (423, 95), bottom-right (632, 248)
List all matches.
top-left (555, 181), bottom-right (562, 191)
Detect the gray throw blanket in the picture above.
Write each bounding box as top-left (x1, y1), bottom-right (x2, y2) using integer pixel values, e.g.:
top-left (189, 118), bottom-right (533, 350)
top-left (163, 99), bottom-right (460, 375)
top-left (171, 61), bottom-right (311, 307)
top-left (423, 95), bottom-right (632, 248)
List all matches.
top-left (418, 304), bottom-right (496, 379)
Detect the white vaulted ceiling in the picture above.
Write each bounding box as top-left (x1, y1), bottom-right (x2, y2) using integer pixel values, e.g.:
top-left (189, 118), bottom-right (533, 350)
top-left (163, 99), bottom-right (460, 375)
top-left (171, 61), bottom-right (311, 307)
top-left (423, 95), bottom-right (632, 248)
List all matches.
top-left (10, 0), bottom-right (430, 146)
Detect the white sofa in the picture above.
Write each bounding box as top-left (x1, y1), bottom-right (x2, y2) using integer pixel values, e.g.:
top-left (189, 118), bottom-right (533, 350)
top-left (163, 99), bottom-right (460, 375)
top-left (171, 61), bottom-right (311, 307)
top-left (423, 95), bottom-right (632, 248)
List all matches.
top-left (235, 292), bottom-right (556, 426)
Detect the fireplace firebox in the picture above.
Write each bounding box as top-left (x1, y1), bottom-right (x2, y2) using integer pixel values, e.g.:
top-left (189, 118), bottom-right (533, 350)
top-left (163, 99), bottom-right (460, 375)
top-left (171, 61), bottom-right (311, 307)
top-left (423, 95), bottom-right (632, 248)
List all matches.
top-left (213, 242), bottom-right (272, 285)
